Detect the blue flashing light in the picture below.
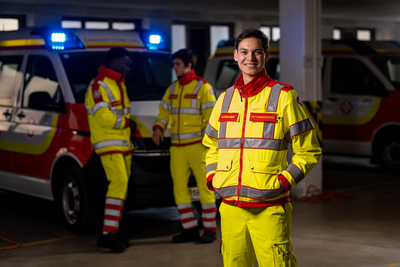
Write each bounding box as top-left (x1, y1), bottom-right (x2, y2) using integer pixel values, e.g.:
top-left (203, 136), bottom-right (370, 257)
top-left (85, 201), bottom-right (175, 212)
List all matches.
top-left (51, 33), bottom-right (66, 43)
top-left (52, 45), bottom-right (65, 50)
top-left (149, 35), bottom-right (161, 44)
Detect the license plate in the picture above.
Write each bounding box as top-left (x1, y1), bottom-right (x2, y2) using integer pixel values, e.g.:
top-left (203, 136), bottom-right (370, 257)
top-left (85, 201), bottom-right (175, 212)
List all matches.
top-left (189, 187), bottom-right (220, 201)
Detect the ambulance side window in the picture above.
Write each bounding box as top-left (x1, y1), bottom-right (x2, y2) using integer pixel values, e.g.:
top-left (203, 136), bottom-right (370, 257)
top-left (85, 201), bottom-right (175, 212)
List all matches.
top-left (23, 55), bottom-right (65, 112)
top-left (0, 56), bottom-right (23, 107)
top-left (331, 58), bottom-right (387, 96)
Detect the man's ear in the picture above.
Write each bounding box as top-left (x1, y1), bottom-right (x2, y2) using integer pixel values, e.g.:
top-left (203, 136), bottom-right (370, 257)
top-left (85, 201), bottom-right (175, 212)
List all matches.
top-left (187, 62), bottom-right (192, 70)
top-left (234, 49), bottom-right (238, 62)
top-left (265, 50), bottom-right (270, 62)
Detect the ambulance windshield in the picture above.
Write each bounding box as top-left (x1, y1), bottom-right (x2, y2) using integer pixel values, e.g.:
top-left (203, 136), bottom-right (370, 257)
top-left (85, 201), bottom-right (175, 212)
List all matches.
top-left (60, 52), bottom-right (172, 103)
top-left (372, 55), bottom-right (400, 90)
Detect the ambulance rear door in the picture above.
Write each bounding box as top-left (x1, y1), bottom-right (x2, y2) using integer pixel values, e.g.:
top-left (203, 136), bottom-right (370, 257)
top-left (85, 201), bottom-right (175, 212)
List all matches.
top-left (323, 55), bottom-right (392, 156)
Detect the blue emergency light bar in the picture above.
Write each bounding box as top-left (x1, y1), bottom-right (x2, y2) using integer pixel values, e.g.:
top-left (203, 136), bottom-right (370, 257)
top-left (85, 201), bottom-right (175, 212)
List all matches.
top-left (31, 28), bottom-right (85, 51)
top-left (140, 30), bottom-right (168, 51)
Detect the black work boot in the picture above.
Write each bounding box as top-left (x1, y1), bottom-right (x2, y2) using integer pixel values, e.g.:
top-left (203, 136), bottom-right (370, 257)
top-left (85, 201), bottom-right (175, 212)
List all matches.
top-left (200, 230), bottom-right (216, 243)
top-left (97, 233), bottom-right (126, 252)
top-left (172, 226), bottom-right (200, 243)
top-left (115, 236), bottom-right (130, 248)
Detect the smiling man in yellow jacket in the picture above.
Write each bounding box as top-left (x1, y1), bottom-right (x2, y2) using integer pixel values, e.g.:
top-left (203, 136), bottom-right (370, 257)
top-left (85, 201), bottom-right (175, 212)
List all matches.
top-left (202, 29), bottom-right (321, 267)
top-left (152, 49), bottom-right (217, 243)
top-left (85, 47), bottom-right (136, 252)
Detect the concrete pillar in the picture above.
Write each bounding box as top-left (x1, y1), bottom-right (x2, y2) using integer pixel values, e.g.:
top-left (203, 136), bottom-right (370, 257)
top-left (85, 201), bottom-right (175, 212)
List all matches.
top-left (279, 0), bottom-right (323, 197)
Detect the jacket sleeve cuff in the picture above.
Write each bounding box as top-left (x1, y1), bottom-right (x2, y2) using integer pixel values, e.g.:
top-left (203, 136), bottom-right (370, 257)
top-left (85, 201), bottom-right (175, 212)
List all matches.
top-left (124, 118), bottom-right (130, 128)
top-left (278, 174), bottom-right (292, 193)
top-left (206, 173), bottom-right (215, 191)
top-left (153, 125), bottom-right (164, 133)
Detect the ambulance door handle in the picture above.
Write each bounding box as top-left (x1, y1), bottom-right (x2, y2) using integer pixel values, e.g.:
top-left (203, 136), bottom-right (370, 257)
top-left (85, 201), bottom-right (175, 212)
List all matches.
top-left (327, 97), bottom-right (338, 102)
top-left (17, 111), bottom-right (25, 120)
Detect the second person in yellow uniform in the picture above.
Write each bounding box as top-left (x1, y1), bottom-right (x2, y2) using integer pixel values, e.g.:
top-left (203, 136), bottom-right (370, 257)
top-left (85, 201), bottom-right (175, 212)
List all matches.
top-left (152, 49), bottom-right (217, 243)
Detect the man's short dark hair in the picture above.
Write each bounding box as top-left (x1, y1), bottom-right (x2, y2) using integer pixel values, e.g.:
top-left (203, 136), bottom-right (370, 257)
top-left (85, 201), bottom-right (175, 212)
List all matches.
top-left (235, 28), bottom-right (269, 52)
top-left (171, 49), bottom-right (197, 68)
top-left (106, 47), bottom-right (131, 66)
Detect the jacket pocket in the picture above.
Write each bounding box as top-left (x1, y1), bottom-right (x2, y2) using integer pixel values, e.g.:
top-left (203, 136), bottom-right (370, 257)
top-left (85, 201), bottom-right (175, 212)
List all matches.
top-left (249, 160), bottom-right (282, 174)
top-left (217, 159), bottom-right (232, 172)
top-left (271, 240), bottom-right (296, 267)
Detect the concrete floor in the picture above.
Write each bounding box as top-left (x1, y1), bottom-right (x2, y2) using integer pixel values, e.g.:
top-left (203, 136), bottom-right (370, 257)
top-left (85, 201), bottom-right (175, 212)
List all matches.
top-left (1, 157), bottom-right (400, 267)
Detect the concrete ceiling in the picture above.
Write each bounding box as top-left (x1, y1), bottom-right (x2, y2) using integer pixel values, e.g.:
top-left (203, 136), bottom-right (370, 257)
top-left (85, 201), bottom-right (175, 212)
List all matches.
top-left (2, 0), bottom-right (400, 21)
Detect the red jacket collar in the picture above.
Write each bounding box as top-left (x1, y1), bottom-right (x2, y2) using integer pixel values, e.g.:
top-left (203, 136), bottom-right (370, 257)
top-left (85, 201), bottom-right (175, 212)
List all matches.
top-left (178, 69), bottom-right (199, 86)
top-left (99, 66), bottom-right (126, 83)
top-left (234, 68), bottom-right (272, 98)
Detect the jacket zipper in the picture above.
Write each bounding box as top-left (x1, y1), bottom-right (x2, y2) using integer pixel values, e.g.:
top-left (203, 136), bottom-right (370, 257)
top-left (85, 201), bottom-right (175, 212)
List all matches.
top-left (237, 95), bottom-right (248, 203)
top-left (177, 85), bottom-right (184, 144)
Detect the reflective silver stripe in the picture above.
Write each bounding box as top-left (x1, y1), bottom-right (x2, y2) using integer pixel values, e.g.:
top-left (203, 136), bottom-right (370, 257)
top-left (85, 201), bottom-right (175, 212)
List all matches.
top-left (171, 108), bottom-right (201, 115)
top-left (191, 80), bottom-right (204, 108)
top-left (263, 122), bottom-right (275, 139)
top-left (87, 102), bottom-right (110, 116)
top-left (106, 198), bottom-right (124, 206)
top-left (170, 81), bottom-right (177, 107)
top-left (290, 118), bottom-right (314, 138)
top-left (244, 138), bottom-right (288, 150)
top-left (114, 115), bottom-right (122, 129)
top-left (215, 186), bottom-right (238, 197)
top-left (205, 124), bottom-right (218, 139)
top-left (155, 119), bottom-right (168, 127)
top-left (203, 221), bottom-right (217, 228)
top-left (104, 219), bottom-right (119, 228)
top-left (98, 80), bottom-right (115, 102)
top-left (220, 86), bottom-right (235, 139)
top-left (180, 211), bottom-right (195, 220)
top-left (177, 202), bottom-right (192, 210)
top-left (267, 83), bottom-right (284, 112)
top-left (285, 131), bottom-right (292, 143)
top-left (202, 203), bottom-right (216, 210)
top-left (218, 138), bottom-right (288, 150)
top-left (105, 209), bottom-right (122, 217)
top-left (111, 107), bottom-right (130, 115)
top-left (160, 100), bottom-right (171, 111)
top-left (93, 140), bottom-right (131, 150)
top-left (240, 186), bottom-right (280, 199)
top-left (206, 163), bottom-right (218, 173)
top-left (286, 163), bottom-right (304, 183)
top-left (170, 132), bottom-right (202, 140)
top-left (182, 220), bottom-right (198, 229)
top-left (201, 101), bottom-right (215, 110)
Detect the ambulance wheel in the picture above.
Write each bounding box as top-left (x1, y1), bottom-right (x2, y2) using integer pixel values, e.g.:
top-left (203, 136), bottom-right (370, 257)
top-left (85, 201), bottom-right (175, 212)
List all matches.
top-left (60, 166), bottom-right (99, 233)
top-left (379, 137), bottom-right (400, 171)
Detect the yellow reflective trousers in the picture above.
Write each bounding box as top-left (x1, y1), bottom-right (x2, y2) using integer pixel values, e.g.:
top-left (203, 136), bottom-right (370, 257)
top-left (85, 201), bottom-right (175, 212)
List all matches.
top-left (170, 143), bottom-right (215, 205)
top-left (100, 153), bottom-right (132, 201)
top-left (220, 202), bottom-right (297, 267)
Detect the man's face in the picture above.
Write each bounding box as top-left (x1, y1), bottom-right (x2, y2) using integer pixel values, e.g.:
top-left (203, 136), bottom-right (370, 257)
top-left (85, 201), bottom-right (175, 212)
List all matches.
top-left (111, 55), bottom-right (130, 77)
top-left (234, 37), bottom-right (269, 84)
top-left (173, 58), bottom-right (191, 78)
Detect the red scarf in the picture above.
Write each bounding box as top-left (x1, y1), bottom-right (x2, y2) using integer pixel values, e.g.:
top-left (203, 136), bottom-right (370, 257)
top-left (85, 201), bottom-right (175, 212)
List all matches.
top-left (234, 68), bottom-right (272, 98)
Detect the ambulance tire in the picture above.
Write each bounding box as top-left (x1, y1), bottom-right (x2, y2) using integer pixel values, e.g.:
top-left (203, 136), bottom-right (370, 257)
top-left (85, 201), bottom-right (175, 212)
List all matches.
top-left (59, 166), bottom-right (99, 234)
top-left (378, 136), bottom-right (400, 172)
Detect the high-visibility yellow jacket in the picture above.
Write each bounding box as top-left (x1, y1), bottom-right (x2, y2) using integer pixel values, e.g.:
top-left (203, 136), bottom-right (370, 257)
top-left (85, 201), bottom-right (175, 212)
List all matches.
top-left (85, 66), bottom-right (134, 156)
top-left (202, 68), bottom-right (321, 208)
top-left (154, 69), bottom-right (216, 146)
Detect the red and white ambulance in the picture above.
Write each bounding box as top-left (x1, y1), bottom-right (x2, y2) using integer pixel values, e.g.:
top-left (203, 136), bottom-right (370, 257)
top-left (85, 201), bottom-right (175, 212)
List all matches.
top-left (204, 39), bottom-right (400, 170)
top-left (0, 27), bottom-right (176, 233)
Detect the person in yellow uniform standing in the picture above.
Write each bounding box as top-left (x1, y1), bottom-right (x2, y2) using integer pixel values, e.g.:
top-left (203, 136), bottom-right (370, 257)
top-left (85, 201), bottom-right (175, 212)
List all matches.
top-left (202, 28), bottom-right (321, 266)
top-left (85, 47), bottom-right (136, 252)
top-left (152, 49), bottom-right (218, 243)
